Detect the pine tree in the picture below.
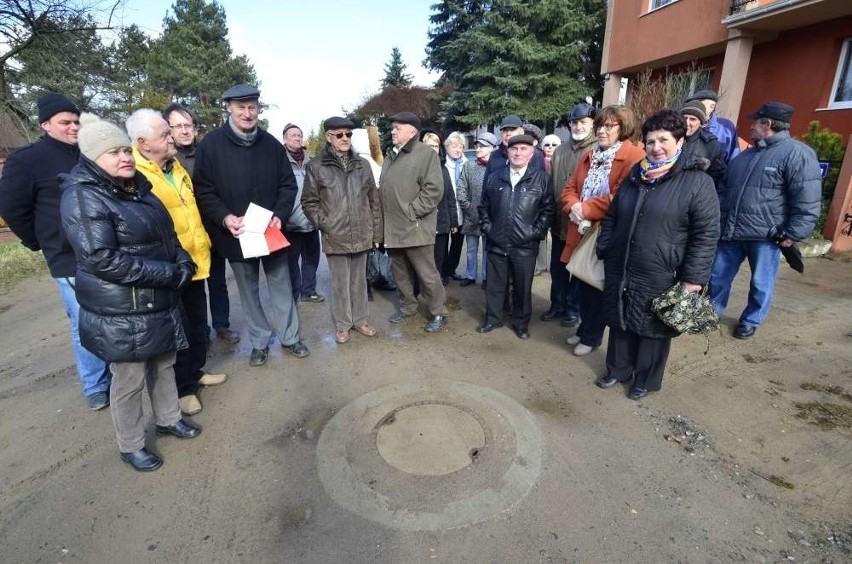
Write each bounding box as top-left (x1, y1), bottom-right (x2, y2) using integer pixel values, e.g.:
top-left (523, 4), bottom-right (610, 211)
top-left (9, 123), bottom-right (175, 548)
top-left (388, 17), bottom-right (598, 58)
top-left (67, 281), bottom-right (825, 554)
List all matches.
top-left (381, 47), bottom-right (413, 89)
top-left (146, 0), bottom-right (258, 131)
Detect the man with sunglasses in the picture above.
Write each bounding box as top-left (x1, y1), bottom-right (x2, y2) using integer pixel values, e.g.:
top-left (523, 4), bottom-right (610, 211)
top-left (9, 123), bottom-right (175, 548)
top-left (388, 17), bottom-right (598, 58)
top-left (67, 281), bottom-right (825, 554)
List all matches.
top-left (0, 92), bottom-right (112, 411)
top-left (283, 123), bottom-right (324, 304)
top-left (194, 84), bottom-right (309, 367)
top-left (380, 111), bottom-right (447, 333)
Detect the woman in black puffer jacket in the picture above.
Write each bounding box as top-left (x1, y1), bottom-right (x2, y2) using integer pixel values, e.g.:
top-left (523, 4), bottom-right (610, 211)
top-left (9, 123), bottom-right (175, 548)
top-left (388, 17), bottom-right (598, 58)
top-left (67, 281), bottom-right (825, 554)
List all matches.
top-left (60, 113), bottom-right (201, 472)
top-left (596, 110), bottom-right (720, 400)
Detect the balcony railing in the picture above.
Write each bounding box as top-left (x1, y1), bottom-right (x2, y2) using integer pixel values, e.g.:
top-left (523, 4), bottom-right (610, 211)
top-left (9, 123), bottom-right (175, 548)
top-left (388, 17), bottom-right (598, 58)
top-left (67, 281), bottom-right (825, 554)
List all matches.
top-left (731, 0), bottom-right (758, 14)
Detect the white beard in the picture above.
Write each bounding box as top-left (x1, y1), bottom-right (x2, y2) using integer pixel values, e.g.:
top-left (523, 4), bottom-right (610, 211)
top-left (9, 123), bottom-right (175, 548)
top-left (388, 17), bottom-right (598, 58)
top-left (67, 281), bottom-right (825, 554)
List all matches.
top-left (571, 132), bottom-right (590, 141)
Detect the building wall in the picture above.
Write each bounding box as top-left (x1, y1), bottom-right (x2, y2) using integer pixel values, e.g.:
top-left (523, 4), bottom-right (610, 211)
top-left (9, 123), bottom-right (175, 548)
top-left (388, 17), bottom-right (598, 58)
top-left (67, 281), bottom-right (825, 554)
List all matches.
top-left (604, 0), bottom-right (729, 73)
top-left (739, 16), bottom-right (852, 137)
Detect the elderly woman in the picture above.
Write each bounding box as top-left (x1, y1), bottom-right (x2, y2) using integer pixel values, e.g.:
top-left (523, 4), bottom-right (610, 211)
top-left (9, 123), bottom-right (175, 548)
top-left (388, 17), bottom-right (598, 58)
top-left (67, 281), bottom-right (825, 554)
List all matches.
top-left (456, 132), bottom-right (498, 287)
top-left (421, 131), bottom-right (459, 284)
top-left (541, 134), bottom-right (561, 161)
top-left (596, 109), bottom-right (720, 399)
top-left (561, 105), bottom-right (645, 356)
top-left (60, 114), bottom-right (201, 472)
top-left (443, 131), bottom-right (467, 282)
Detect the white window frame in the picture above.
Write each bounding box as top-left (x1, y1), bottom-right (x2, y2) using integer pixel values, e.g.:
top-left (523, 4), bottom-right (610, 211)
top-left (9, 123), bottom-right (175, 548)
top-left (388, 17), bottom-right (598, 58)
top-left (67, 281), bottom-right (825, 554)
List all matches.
top-left (648, 0), bottom-right (676, 12)
top-left (829, 39), bottom-right (852, 110)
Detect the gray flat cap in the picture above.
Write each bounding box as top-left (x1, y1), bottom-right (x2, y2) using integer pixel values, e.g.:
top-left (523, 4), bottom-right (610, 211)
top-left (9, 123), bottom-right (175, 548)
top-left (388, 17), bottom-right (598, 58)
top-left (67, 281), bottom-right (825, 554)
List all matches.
top-left (222, 84), bottom-right (260, 101)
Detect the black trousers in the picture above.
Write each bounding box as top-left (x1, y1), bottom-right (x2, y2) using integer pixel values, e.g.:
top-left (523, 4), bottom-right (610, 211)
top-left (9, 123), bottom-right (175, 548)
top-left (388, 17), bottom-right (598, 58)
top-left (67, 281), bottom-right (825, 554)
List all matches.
top-left (175, 280), bottom-right (209, 397)
top-left (206, 249), bottom-right (230, 331)
top-left (605, 326), bottom-right (672, 391)
top-left (286, 230), bottom-right (321, 301)
top-left (433, 233), bottom-right (450, 280)
top-left (575, 280), bottom-right (606, 347)
top-left (485, 249), bottom-right (536, 330)
top-left (548, 237), bottom-right (581, 317)
top-left (443, 231), bottom-right (464, 278)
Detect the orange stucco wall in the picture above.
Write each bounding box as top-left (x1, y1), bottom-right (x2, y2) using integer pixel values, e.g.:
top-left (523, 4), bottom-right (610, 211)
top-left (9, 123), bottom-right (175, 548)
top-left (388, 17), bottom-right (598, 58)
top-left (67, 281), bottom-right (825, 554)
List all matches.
top-left (604, 0), bottom-right (729, 73)
top-left (738, 17), bottom-right (852, 138)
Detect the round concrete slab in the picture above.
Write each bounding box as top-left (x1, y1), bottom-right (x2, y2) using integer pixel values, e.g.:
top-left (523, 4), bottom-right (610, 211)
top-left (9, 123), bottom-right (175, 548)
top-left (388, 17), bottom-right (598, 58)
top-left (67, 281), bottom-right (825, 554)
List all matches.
top-left (375, 403), bottom-right (486, 476)
top-left (316, 380), bottom-right (542, 531)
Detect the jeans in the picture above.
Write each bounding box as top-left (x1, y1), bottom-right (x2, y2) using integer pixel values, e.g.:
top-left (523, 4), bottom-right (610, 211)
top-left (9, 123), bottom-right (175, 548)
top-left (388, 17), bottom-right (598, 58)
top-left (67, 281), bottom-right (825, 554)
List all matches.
top-left (55, 277), bottom-right (110, 398)
top-left (464, 234), bottom-right (486, 282)
top-left (709, 240), bottom-right (781, 327)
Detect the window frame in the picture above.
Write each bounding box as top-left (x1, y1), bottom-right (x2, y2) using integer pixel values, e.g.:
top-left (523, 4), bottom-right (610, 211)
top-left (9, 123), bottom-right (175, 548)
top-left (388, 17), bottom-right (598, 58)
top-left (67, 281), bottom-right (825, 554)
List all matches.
top-left (829, 38), bottom-right (852, 110)
top-left (648, 0), bottom-right (676, 12)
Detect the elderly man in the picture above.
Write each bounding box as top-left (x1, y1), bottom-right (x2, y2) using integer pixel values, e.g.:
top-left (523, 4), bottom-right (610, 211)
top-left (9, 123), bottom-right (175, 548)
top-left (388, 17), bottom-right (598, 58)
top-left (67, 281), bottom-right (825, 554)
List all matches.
top-left (679, 100), bottom-right (726, 187)
top-left (127, 109), bottom-right (228, 416)
top-left (283, 123), bottom-right (324, 304)
top-left (709, 102), bottom-right (822, 339)
top-left (477, 134), bottom-right (555, 339)
top-left (164, 102), bottom-right (239, 345)
top-left (0, 92), bottom-right (111, 410)
top-left (194, 84), bottom-right (308, 366)
top-left (541, 102), bottom-right (597, 328)
top-left (380, 111), bottom-right (447, 332)
top-left (457, 131), bottom-right (498, 287)
top-left (302, 116), bottom-right (383, 344)
top-left (685, 89), bottom-right (740, 162)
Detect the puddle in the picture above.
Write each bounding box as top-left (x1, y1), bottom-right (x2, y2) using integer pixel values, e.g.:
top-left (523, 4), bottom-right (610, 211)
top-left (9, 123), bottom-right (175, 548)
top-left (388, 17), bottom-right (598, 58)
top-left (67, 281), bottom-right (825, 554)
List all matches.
top-left (281, 506), bottom-right (312, 528)
top-left (292, 407), bottom-right (336, 442)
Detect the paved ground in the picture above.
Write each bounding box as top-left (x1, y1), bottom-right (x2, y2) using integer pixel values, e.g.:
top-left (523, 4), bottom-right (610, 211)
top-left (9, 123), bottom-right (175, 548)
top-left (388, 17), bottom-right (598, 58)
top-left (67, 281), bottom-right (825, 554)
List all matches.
top-left (0, 251), bottom-right (850, 563)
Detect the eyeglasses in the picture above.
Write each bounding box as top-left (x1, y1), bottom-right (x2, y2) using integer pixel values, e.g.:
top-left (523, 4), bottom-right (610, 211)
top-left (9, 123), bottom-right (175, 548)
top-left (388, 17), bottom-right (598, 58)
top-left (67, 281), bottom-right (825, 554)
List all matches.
top-left (597, 123), bottom-right (619, 132)
top-left (542, 143), bottom-right (558, 148)
top-left (170, 124), bottom-right (196, 131)
top-left (328, 131), bottom-right (353, 139)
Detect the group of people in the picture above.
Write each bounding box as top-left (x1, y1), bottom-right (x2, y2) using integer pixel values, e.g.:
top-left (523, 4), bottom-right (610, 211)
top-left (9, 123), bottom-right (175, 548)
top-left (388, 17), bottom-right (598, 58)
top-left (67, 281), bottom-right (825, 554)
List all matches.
top-left (0, 82), bottom-right (822, 472)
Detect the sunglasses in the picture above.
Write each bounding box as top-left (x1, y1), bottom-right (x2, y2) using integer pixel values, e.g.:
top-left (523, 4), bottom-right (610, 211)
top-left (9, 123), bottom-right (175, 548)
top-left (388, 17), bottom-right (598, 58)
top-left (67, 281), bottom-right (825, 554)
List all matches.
top-left (328, 131), bottom-right (353, 139)
top-left (542, 143), bottom-right (558, 148)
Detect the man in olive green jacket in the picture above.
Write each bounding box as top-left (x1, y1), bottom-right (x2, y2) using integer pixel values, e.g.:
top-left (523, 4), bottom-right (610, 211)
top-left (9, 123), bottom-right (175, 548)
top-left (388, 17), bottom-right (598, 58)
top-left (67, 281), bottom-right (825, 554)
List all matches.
top-left (379, 112), bottom-right (447, 332)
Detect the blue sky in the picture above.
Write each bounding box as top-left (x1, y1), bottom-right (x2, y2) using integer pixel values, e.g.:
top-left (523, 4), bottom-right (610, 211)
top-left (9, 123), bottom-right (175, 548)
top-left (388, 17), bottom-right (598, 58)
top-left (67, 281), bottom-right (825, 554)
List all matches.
top-left (115, 0), bottom-right (440, 138)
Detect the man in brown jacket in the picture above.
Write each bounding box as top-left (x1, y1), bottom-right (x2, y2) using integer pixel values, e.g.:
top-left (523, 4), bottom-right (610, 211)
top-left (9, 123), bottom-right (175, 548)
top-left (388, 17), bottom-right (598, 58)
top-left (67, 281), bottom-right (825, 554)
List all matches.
top-left (542, 102), bottom-right (597, 328)
top-left (302, 116), bottom-right (383, 344)
top-left (379, 112), bottom-right (447, 332)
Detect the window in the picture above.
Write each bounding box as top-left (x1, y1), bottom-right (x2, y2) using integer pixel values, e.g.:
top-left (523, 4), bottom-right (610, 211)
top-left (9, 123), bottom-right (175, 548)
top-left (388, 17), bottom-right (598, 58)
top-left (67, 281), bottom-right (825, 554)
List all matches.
top-left (649, 0), bottom-right (675, 11)
top-left (829, 39), bottom-right (852, 109)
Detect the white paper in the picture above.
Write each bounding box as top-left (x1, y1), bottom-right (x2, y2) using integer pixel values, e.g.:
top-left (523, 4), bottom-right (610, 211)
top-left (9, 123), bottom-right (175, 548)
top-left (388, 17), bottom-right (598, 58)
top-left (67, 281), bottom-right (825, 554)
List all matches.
top-left (239, 203), bottom-right (274, 258)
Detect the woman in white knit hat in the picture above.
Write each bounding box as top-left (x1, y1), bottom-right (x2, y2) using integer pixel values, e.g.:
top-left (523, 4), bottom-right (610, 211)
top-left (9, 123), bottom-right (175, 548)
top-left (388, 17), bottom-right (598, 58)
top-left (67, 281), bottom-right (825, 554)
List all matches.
top-left (60, 113), bottom-right (202, 472)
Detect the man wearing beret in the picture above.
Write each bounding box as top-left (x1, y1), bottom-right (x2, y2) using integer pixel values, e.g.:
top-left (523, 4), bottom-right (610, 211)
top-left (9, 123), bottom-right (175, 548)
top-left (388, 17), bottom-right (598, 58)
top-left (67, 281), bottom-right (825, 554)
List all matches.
top-left (282, 123), bottom-right (324, 305)
top-left (685, 89), bottom-right (740, 162)
top-left (679, 100), bottom-right (726, 187)
top-left (194, 84), bottom-right (309, 366)
top-left (301, 116), bottom-right (383, 344)
top-left (0, 92), bottom-right (111, 410)
top-left (380, 111), bottom-right (447, 332)
top-left (477, 134), bottom-right (554, 339)
top-left (709, 101), bottom-right (822, 339)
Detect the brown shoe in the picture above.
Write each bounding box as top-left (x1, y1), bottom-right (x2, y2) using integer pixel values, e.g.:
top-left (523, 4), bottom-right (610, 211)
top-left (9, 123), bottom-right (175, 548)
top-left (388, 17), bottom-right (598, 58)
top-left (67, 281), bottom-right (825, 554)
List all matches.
top-left (216, 328), bottom-right (240, 344)
top-left (354, 323), bottom-right (378, 337)
top-left (199, 372), bottom-right (228, 386)
top-left (335, 329), bottom-right (350, 343)
top-left (178, 394), bottom-right (202, 416)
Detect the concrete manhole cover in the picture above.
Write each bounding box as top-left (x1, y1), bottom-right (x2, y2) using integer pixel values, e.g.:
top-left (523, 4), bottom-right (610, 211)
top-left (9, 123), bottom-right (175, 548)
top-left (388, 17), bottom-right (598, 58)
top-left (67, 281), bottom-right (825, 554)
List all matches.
top-left (375, 403), bottom-right (486, 476)
top-left (316, 380), bottom-right (542, 531)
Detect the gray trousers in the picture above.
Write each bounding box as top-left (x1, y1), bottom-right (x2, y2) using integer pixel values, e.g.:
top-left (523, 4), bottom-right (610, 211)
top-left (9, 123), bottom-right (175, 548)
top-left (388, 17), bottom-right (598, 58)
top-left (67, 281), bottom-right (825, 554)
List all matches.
top-left (388, 244), bottom-right (447, 317)
top-left (327, 252), bottom-right (369, 331)
top-left (109, 351), bottom-right (180, 453)
top-left (230, 251), bottom-right (301, 350)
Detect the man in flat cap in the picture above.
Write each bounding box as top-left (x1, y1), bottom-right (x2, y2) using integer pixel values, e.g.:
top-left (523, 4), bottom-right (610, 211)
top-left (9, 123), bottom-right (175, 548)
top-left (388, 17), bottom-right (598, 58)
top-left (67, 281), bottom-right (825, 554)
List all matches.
top-left (194, 84), bottom-right (309, 366)
top-left (709, 101), bottom-right (822, 339)
top-left (0, 92), bottom-right (111, 410)
top-left (302, 116), bottom-right (383, 344)
top-left (542, 102), bottom-right (597, 328)
top-left (484, 115), bottom-right (546, 188)
top-left (379, 111), bottom-right (447, 332)
top-left (685, 89), bottom-right (740, 162)
top-left (679, 100), bottom-right (726, 188)
top-left (477, 134), bottom-right (554, 339)
top-left (282, 123), bottom-right (324, 304)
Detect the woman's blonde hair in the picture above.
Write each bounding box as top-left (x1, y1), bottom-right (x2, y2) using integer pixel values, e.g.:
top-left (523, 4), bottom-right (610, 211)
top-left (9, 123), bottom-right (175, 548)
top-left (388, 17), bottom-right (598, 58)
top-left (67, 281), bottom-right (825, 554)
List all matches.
top-left (444, 131), bottom-right (466, 150)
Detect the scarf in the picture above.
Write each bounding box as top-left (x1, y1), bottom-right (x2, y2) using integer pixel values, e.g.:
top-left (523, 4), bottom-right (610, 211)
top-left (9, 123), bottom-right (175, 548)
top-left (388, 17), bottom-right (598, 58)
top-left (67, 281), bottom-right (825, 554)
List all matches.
top-left (639, 149), bottom-right (681, 184)
top-left (228, 116), bottom-right (257, 146)
top-left (288, 147), bottom-right (305, 163)
top-left (580, 140), bottom-right (622, 201)
top-left (449, 156), bottom-right (464, 186)
top-left (477, 156), bottom-right (489, 166)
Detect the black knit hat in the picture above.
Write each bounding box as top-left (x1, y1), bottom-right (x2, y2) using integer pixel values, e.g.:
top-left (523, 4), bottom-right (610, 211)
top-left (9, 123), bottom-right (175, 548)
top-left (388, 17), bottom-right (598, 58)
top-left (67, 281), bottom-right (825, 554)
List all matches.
top-left (37, 92), bottom-right (79, 123)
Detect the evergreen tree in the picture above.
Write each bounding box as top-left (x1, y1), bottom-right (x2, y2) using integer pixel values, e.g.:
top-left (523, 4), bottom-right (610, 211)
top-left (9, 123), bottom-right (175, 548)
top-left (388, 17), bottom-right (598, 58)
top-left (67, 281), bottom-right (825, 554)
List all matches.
top-left (425, 0), bottom-right (606, 128)
top-left (381, 47), bottom-right (413, 89)
top-left (146, 0), bottom-right (258, 131)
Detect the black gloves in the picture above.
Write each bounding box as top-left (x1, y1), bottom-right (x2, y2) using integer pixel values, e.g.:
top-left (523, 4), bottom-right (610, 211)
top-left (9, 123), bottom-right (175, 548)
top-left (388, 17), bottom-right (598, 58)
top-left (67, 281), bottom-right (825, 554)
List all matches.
top-left (174, 260), bottom-right (196, 290)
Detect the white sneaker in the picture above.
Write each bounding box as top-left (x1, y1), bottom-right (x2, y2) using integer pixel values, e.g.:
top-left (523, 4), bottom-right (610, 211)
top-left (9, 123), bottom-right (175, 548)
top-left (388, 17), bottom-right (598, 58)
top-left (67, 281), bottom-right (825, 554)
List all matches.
top-left (573, 344), bottom-right (594, 356)
top-left (566, 335), bottom-right (581, 346)
top-left (199, 373), bottom-right (228, 386)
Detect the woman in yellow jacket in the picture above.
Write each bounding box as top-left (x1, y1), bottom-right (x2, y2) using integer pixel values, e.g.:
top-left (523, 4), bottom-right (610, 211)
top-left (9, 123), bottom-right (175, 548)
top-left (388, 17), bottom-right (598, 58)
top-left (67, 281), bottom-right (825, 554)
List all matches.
top-left (127, 109), bottom-right (227, 416)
